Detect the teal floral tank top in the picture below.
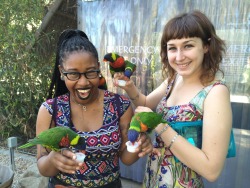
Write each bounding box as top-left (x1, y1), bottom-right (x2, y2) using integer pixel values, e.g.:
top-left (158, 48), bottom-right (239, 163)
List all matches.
top-left (143, 80), bottom-right (225, 188)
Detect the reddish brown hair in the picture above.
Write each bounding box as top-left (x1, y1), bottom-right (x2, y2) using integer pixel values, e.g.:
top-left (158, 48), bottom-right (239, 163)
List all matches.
top-left (160, 10), bottom-right (225, 85)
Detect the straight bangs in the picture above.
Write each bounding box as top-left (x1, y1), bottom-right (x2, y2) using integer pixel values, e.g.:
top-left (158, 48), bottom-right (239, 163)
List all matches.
top-left (162, 14), bottom-right (207, 44)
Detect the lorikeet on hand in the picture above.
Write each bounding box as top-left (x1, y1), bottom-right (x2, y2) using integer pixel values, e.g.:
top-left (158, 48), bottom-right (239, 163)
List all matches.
top-left (103, 52), bottom-right (136, 79)
top-left (18, 126), bottom-right (86, 152)
top-left (128, 112), bottom-right (168, 144)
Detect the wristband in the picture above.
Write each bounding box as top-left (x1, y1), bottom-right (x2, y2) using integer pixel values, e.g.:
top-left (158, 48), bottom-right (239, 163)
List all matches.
top-left (168, 134), bottom-right (179, 150)
top-left (156, 124), bottom-right (169, 137)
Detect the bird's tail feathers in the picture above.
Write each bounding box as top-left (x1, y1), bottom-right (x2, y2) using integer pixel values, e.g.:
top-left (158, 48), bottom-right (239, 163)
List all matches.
top-left (18, 142), bottom-right (35, 149)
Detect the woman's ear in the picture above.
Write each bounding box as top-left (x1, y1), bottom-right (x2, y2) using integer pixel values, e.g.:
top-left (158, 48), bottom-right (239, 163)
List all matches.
top-left (203, 45), bottom-right (209, 53)
top-left (58, 65), bottom-right (62, 72)
top-left (58, 65), bottom-right (65, 81)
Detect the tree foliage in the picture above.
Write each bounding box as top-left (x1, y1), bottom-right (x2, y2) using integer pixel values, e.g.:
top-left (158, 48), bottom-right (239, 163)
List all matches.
top-left (0, 0), bottom-right (55, 140)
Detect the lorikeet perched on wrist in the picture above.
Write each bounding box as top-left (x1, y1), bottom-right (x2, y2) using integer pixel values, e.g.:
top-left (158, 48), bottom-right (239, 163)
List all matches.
top-left (103, 52), bottom-right (136, 79)
top-left (128, 112), bottom-right (168, 144)
top-left (18, 126), bottom-right (86, 152)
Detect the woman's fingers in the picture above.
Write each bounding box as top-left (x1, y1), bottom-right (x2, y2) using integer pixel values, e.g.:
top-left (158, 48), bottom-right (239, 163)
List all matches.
top-left (49, 150), bottom-right (82, 174)
top-left (113, 73), bottom-right (133, 88)
top-left (137, 133), bottom-right (153, 157)
top-left (61, 148), bottom-right (77, 160)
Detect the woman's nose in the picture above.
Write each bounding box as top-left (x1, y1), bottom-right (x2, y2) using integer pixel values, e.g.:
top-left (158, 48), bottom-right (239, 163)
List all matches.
top-left (78, 74), bottom-right (90, 85)
top-left (176, 49), bottom-right (185, 61)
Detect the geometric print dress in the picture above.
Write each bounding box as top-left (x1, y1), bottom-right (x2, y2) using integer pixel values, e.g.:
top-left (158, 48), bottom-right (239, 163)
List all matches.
top-left (143, 80), bottom-right (225, 188)
top-left (43, 90), bottom-right (130, 187)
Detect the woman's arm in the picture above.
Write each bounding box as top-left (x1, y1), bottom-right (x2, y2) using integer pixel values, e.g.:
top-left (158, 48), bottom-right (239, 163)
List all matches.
top-left (36, 105), bottom-right (82, 176)
top-left (113, 73), bottom-right (168, 110)
top-left (154, 84), bottom-right (232, 182)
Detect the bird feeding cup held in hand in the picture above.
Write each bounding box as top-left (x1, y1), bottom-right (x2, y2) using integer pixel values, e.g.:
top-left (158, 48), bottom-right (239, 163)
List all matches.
top-left (75, 152), bottom-right (86, 162)
top-left (126, 141), bottom-right (139, 153)
top-left (117, 80), bottom-right (126, 86)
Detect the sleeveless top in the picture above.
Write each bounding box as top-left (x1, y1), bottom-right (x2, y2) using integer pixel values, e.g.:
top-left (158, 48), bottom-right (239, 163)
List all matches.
top-left (42, 90), bottom-right (130, 187)
top-left (143, 79), bottom-right (226, 188)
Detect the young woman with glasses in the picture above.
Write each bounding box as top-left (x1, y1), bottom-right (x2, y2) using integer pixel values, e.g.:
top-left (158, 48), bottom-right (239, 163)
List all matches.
top-left (35, 29), bottom-right (153, 188)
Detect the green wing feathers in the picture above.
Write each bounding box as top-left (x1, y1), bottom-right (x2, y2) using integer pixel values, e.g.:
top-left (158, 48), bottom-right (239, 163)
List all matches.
top-left (125, 60), bottom-right (136, 71)
top-left (136, 112), bottom-right (167, 130)
top-left (128, 112), bottom-right (167, 143)
top-left (18, 126), bottom-right (78, 151)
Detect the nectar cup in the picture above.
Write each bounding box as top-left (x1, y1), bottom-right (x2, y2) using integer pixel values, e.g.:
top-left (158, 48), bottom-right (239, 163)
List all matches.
top-left (118, 80), bottom-right (126, 86)
top-left (126, 141), bottom-right (139, 153)
top-left (75, 152), bottom-right (86, 162)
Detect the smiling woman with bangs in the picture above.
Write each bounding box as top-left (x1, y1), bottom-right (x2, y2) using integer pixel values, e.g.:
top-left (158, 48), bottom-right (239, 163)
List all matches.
top-left (114, 10), bottom-right (232, 188)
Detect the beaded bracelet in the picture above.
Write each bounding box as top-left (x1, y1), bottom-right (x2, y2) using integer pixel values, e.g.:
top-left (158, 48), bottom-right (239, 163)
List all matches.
top-left (168, 133), bottom-right (179, 150)
top-left (156, 124), bottom-right (169, 137)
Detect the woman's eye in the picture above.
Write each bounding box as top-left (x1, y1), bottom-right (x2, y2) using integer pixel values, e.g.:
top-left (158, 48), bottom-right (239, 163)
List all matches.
top-left (69, 72), bottom-right (78, 76)
top-left (184, 44), bottom-right (193, 49)
top-left (167, 47), bottom-right (176, 51)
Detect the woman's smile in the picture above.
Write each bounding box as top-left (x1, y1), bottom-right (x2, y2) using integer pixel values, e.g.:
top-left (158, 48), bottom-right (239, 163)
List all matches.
top-left (176, 62), bottom-right (191, 69)
top-left (76, 88), bottom-right (91, 100)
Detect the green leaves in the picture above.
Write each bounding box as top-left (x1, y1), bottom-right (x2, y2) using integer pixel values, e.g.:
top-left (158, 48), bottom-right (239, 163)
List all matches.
top-left (0, 0), bottom-right (54, 140)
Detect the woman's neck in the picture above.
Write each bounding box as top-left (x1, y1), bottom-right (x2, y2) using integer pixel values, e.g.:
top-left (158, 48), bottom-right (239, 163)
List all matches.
top-left (70, 90), bottom-right (101, 111)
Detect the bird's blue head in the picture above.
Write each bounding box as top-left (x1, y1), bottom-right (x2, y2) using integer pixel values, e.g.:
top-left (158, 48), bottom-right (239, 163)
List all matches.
top-left (74, 137), bottom-right (86, 151)
top-left (124, 69), bottom-right (132, 78)
top-left (128, 129), bottom-right (139, 143)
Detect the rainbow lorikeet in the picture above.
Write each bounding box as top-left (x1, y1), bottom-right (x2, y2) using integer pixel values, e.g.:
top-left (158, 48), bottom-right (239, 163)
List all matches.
top-left (98, 74), bottom-right (107, 90)
top-left (128, 112), bottom-right (168, 144)
top-left (18, 126), bottom-right (86, 152)
top-left (103, 52), bottom-right (136, 79)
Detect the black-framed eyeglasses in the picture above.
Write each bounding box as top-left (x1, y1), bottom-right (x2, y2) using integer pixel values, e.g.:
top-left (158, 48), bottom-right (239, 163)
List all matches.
top-left (61, 70), bottom-right (100, 81)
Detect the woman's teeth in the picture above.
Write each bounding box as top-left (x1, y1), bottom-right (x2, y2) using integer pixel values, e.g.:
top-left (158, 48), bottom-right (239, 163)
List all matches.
top-left (78, 89), bottom-right (90, 94)
top-left (77, 89), bottom-right (90, 98)
top-left (178, 63), bottom-right (189, 68)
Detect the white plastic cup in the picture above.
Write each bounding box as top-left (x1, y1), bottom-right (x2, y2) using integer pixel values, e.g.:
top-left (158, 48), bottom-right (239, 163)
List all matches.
top-left (126, 141), bottom-right (139, 153)
top-left (118, 80), bottom-right (126, 86)
top-left (75, 152), bottom-right (86, 162)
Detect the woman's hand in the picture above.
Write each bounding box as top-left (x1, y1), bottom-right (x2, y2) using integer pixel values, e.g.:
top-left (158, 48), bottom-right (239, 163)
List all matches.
top-left (137, 133), bottom-right (153, 157)
top-left (48, 150), bottom-right (83, 174)
top-left (113, 72), bottom-right (134, 88)
top-left (134, 106), bottom-right (153, 113)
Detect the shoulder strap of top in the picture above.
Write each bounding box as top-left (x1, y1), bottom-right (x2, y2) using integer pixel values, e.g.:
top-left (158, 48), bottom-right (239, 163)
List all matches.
top-left (166, 74), bottom-right (178, 99)
top-left (190, 80), bottom-right (226, 112)
top-left (49, 97), bottom-right (57, 128)
top-left (114, 93), bottom-right (121, 118)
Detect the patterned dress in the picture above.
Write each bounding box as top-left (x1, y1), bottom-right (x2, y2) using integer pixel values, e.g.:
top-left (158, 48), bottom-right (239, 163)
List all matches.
top-left (42, 91), bottom-right (130, 187)
top-left (143, 80), bottom-right (225, 188)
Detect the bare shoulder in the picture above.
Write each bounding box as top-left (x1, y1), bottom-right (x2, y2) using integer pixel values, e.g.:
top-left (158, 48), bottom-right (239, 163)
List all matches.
top-left (206, 83), bottom-right (230, 99)
top-left (36, 104), bottom-right (53, 134)
top-left (37, 104), bottom-right (51, 118)
top-left (204, 83), bottom-right (232, 117)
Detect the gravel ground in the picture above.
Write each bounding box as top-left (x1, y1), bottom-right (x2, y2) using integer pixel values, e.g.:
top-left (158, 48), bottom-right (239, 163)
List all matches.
top-left (0, 146), bottom-right (142, 188)
top-left (0, 146), bottom-right (37, 188)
